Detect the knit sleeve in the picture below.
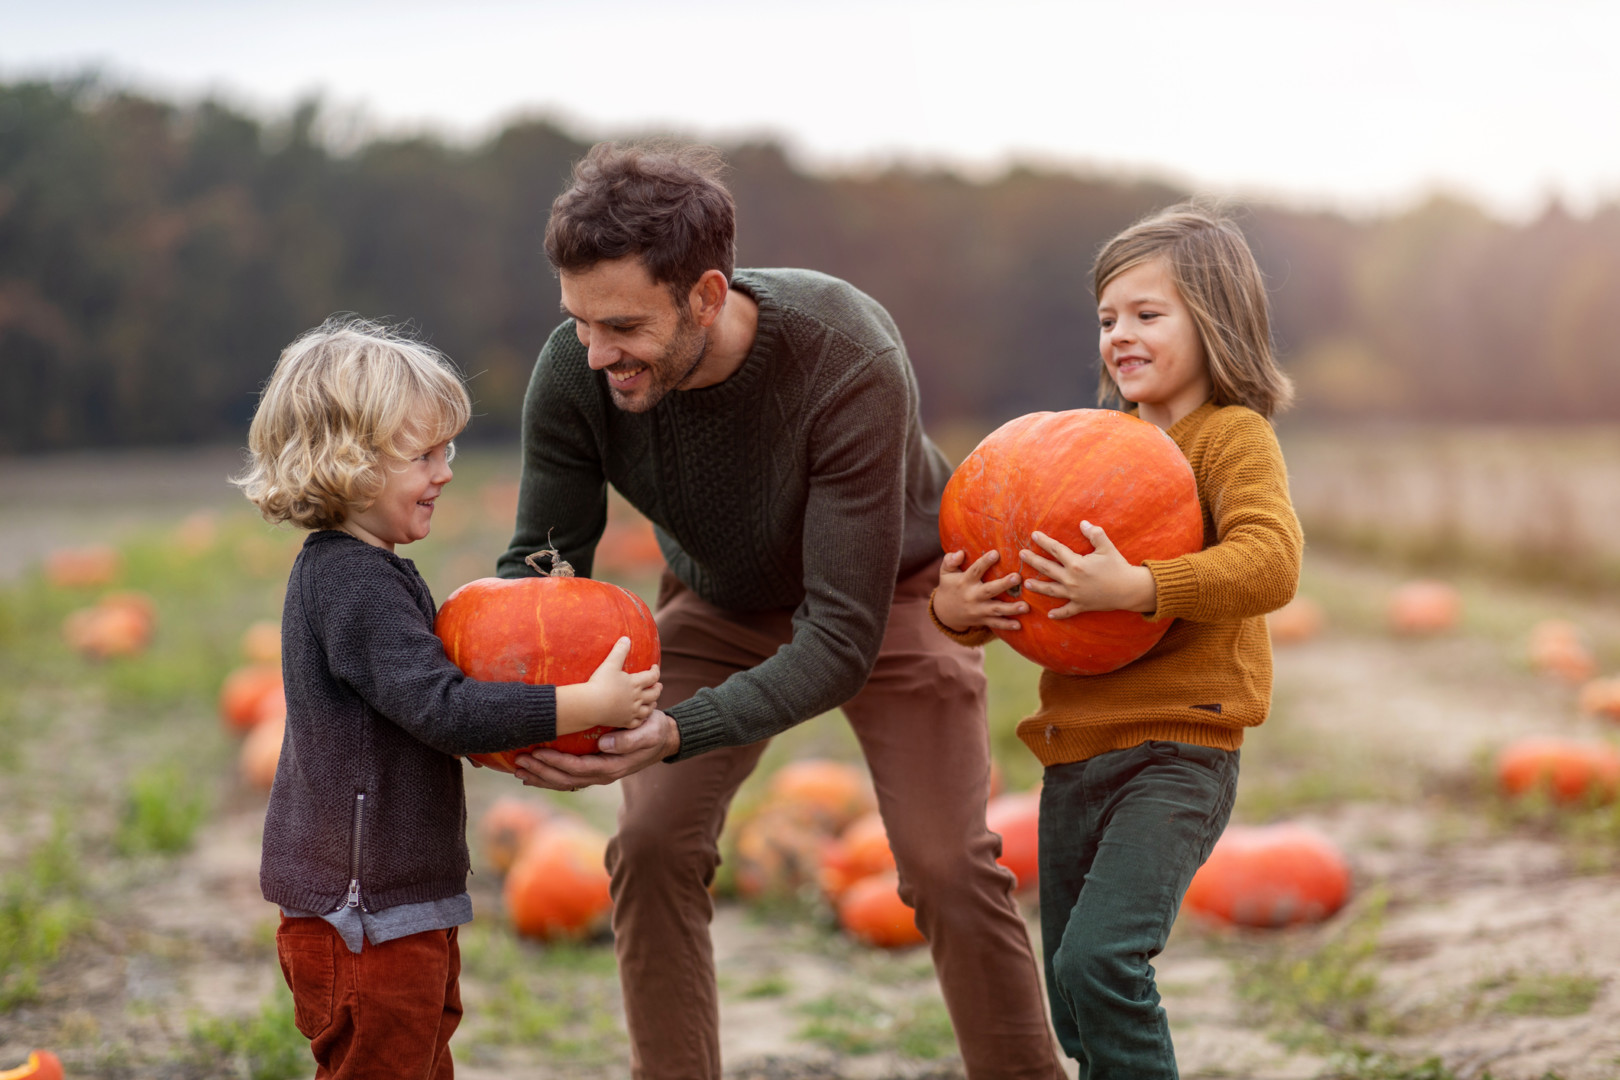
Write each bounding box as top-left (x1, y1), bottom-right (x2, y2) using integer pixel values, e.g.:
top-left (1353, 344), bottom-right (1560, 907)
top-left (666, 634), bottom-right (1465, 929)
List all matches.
top-left (1142, 410), bottom-right (1302, 623)
top-left (496, 323), bottom-right (609, 580)
top-left (306, 550), bottom-right (559, 755)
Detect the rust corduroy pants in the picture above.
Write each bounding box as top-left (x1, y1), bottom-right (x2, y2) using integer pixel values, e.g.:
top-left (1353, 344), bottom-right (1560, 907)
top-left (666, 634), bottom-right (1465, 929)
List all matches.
top-left (606, 562), bottom-right (1065, 1080)
top-left (275, 916), bottom-right (461, 1080)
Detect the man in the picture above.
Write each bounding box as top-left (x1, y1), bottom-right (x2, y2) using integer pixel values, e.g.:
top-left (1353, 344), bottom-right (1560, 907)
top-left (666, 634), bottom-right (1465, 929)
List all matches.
top-left (497, 141), bottom-right (1062, 1080)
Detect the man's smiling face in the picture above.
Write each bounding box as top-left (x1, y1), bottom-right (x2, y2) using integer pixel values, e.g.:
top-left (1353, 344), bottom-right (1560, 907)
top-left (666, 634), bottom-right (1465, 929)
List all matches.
top-left (559, 256), bottom-right (708, 413)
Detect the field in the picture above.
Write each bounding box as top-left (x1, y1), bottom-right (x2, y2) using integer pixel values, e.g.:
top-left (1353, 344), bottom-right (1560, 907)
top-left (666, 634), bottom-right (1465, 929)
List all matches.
top-left (2, 431), bottom-right (1619, 1080)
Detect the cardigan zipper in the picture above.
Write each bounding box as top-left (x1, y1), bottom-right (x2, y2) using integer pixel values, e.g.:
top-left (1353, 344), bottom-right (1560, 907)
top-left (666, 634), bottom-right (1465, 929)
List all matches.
top-left (345, 791), bottom-right (365, 910)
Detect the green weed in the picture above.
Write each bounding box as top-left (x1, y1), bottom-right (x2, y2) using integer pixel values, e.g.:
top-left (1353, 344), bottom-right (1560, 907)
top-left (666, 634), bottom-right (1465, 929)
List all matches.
top-left (472, 973), bottom-right (623, 1061)
top-left (1475, 970), bottom-right (1603, 1018)
top-left (116, 762), bottom-right (209, 855)
top-left (740, 972), bottom-right (792, 998)
top-left (794, 990), bottom-right (956, 1059)
top-left (188, 983), bottom-right (308, 1080)
top-left (1319, 1046), bottom-right (1569, 1080)
top-left (0, 816), bottom-right (91, 1011)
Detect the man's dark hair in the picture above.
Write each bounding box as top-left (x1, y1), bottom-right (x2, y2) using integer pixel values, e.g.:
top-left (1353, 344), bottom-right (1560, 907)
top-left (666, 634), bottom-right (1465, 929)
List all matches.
top-left (545, 141), bottom-right (736, 299)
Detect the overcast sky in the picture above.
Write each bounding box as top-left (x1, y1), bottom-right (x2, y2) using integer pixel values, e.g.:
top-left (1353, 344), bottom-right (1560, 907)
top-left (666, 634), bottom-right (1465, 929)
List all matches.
top-left (4, 0), bottom-right (1617, 218)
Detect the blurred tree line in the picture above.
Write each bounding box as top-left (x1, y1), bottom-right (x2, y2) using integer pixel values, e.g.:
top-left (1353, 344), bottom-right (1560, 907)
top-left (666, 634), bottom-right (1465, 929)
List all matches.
top-left (3, 79), bottom-right (1619, 453)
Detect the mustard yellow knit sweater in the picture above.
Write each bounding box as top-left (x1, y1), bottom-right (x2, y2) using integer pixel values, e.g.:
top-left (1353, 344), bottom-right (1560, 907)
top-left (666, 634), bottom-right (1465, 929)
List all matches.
top-left (936, 401), bottom-right (1303, 766)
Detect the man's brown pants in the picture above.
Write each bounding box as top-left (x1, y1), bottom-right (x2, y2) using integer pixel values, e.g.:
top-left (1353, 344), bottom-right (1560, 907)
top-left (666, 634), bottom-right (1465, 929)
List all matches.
top-left (606, 562), bottom-right (1064, 1079)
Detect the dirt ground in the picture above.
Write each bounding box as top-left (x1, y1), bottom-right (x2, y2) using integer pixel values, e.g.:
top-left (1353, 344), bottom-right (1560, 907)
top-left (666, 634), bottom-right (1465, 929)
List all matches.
top-left (2, 445), bottom-right (1619, 1079)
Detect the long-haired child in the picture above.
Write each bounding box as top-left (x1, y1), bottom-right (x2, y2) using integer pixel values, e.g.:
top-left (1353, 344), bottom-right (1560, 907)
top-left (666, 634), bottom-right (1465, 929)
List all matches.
top-left (234, 317), bottom-right (660, 1079)
top-left (932, 204), bottom-right (1302, 1079)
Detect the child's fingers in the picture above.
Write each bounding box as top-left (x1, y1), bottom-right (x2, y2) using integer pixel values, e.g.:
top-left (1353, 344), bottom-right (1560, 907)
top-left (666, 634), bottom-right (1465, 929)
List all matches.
top-left (1030, 530), bottom-right (1077, 560)
top-left (1019, 548), bottom-right (1063, 578)
top-left (1046, 600), bottom-right (1084, 620)
top-left (1019, 577), bottom-right (1066, 598)
top-left (941, 549), bottom-right (966, 573)
top-left (983, 616), bottom-right (1023, 631)
top-left (592, 636), bottom-right (633, 676)
top-left (975, 571), bottom-right (1021, 597)
top-left (967, 549), bottom-right (1001, 578)
top-left (1079, 520), bottom-right (1120, 557)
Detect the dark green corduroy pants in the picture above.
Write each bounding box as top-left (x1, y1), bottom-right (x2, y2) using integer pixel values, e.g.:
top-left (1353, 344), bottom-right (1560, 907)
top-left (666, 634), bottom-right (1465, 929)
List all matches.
top-left (1038, 741), bottom-right (1239, 1079)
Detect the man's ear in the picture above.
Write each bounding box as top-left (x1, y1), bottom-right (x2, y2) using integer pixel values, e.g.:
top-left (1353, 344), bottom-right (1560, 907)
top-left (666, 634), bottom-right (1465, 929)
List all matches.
top-left (687, 269), bottom-right (730, 328)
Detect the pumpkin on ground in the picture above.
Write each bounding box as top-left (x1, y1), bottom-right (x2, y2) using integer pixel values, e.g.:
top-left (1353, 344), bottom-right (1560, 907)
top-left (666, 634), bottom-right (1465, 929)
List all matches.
top-left (1388, 580), bottom-right (1461, 635)
top-left (240, 713), bottom-right (285, 791)
top-left (219, 664), bottom-right (285, 735)
top-left (1578, 678), bottom-right (1620, 723)
top-left (62, 591), bottom-right (155, 658)
top-left (1267, 596), bottom-right (1325, 645)
top-left (818, 811), bottom-right (896, 900)
top-left (1495, 737), bottom-right (1620, 804)
top-left (939, 410), bottom-right (1204, 676)
top-left (479, 796), bottom-right (551, 874)
top-left (768, 759), bottom-right (875, 830)
top-left (44, 545), bottom-right (122, 588)
top-left (435, 550), bottom-right (660, 770)
top-left (986, 790), bottom-right (1040, 891)
top-left (503, 820), bottom-right (612, 939)
top-left (240, 619), bottom-right (283, 664)
top-left (1526, 620), bottom-right (1596, 683)
top-left (732, 802), bottom-right (835, 901)
top-left (0, 1050), bottom-right (64, 1080)
top-left (838, 871), bottom-right (926, 949)
top-left (1183, 824), bottom-right (1351, 928)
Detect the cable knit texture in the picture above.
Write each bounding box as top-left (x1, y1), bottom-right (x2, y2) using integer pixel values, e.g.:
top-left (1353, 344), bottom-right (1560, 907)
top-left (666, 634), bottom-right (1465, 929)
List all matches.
top-left (498, 269), bottom-right (953, 760)
top-left (261, 530), bottom-right (560, 915)
top-left (937, 401), bottom-right (1302, 766)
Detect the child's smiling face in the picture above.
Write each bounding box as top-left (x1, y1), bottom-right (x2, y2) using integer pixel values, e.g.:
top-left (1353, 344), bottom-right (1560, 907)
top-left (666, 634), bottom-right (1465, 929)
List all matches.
top-left (1098, 258), bottom-right (1212, 429)
top-left (341, 439), bottom-right (454, 551)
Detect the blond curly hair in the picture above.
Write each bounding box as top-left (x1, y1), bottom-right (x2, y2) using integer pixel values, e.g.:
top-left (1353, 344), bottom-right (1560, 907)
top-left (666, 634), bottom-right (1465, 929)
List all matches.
top-left (233, 317), bottom-right (471, 530)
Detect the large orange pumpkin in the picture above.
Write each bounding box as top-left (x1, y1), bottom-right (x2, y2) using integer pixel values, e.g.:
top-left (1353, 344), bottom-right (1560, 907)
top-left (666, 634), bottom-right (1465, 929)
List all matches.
top-left (817, 811), bottom-right (896, 900)
top-left (62, 591), bottom-right (155, 659)
top-left (0, 1050), bottom-right (64, 1080)
top-left (731, 802), bottom-right (834, 901)
top-left (1183, 824), bottom-right (1351, 928)
top-left (435, 551), bottom-right (661, 770)
top-left (219, 664), bottom-right (285, 735)
top-left (1495, 737), bottom-right (1620, 804)
top-left (503, 821), bottom-right (612, 939)
top-left (479, 796), bottom-right (551, 874)
top-left (939, 410), bottom-right (1204, 675)
top-left (768, 759), bottom-right (875, 830)
top-left (838, 871), bottom-right (925, 949)
top-left (986, 790), bottom-right (1041, 891)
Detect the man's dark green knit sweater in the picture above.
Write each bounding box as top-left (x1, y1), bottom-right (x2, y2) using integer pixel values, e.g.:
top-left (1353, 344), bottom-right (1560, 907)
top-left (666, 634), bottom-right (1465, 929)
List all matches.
top-left (497, 269), bottom-right (952, 760)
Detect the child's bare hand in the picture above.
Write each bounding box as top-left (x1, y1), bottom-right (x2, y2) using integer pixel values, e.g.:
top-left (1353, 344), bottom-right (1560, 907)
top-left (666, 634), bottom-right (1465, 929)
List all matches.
top-left (933, 549), bottom-right (1028, 632)
top-left (583, 637), bottom-right (662, 729)
top-left (1019, 521), bottom-right (1158, 618)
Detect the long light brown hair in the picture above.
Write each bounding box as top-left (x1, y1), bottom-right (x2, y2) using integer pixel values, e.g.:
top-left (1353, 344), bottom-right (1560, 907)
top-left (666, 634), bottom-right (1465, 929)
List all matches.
top-left (1093, 202), bottom-right (1294, 418)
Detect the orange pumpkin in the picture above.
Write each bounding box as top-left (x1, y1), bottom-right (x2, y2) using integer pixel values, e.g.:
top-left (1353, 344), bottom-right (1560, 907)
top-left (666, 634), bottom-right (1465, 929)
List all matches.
top-left (1526, 620), bottom-right (1596, 683)
top-left (503, 821), bottom-right (612, 939)
top-left (1578, 678), bottom-right (1620, 723)
top-left (986, 790), bottom-right (1040, 890)
top-left (240, 619), bottom-right (283, 664)
top-left (62, 591), bottom-right (155, 658)
top-left (0, 1050), bottom-right (64, 1080)
top-left (435, 551), bottom-right (660, 769)
top-left (1183, 824), bottom-right (1351, 928)
top-left (818, 811), bottom-right (896, 900)
top-left (732, 802), bottom-right (834, 900)
top-left (838, 871), bottom-right (925, 949)
top-left (240, 713), bottom-right (285, 791)
top-left (1388, 580), bottom-right (1460, 635)
top-left (479, 797), bottom-right (550, 874)
top-left (1496, 737), bottom-right (1620, 804)
top-left (44, 545), bottom-right (122, 588)
top-left (219, 664), bottom-right (285, 735)
top-left (939, 410), bottom-right (1204, 675)
top-left (1267, 596), bottom-right (1325, 645)
top-left (768, 760), bottom-right (875, 829)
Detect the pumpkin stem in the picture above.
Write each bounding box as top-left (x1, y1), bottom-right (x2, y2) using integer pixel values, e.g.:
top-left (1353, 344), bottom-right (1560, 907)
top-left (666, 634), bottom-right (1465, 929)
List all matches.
top-left (523, 548), bottom-right (575, 578)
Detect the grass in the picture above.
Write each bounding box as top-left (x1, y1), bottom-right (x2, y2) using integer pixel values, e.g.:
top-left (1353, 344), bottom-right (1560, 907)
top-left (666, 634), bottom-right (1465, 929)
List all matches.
top-left (1472, 970), bottom-right (1604, 1018)
top-left (457, 923), bottom-right (624, 1062)
top-left (794, 989), bottom-right (956, 1059)
top-left (0, 815), bottom-right (92, 1011)
top-left (187, 983), bottom-right (308, 1080)
top-left (117, 761), bottom-right (210, 855)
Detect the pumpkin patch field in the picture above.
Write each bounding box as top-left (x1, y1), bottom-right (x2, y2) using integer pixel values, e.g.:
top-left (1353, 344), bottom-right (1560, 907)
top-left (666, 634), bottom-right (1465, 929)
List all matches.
top-left (3, 439), bottom-right (1620, 1080)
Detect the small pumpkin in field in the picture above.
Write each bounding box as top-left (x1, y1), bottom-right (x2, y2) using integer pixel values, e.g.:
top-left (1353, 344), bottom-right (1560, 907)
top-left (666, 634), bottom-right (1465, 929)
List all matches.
top-left (768, 759), bottom-right (875, 830)
top-left (0, 1049), bottom-right (64, 1080)
top-left (732, 802), bottom-right (834, 901)
top-left (1388, 580), bottom-right (1460, 635)
top-left (939, 409), bottom-right (1204, 676)
top-left (838, 871), bottom-right (925, 949)
top-left (219, 664), bottom-right (285, 735)
top-left (1495, 737), bottom-right (1620, 804)
top-left (1267, 596), bottom-right (1325, 645)
top-left (240, 713), bottom-right (285, 791)
top-left (44, 545), bottom-right (122, 588)
top-left (435, 549), bottom-right (661, 769)
top-left (479, 797), bottom-right (551, 875)
top-left (1578, 678), bottom-right (1620, 723)
top-left (1183, 824), bottom-right (1351, 928)
top-left (818, 811), bottom-right (896, 900)
top-left (62, 591), bottom-right (155, 658)
top-left (503, 820), bottom-right (612, 939)
top-left (240, 619), bottom-right (282, 664)
top-left (1526, 620), bottom-right (1596, 683)
top-left (986, 790), bottom-right (1041, 891)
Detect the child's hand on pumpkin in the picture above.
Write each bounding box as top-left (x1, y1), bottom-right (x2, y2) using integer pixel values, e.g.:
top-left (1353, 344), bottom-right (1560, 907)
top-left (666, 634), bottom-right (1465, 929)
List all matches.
top-left (933, 549), bottom-right (1028, 633)
top-left (556, 637), bottom-right (662, 735)
top-left (1019, 521), bottom-right (1158, 618)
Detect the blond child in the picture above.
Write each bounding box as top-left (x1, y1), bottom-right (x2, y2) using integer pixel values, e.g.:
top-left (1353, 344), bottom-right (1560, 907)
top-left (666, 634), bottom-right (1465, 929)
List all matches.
top-left (932, 205), bottom-right (1302, 1079)
top-left (233, 317), bottom-right (660, 1079)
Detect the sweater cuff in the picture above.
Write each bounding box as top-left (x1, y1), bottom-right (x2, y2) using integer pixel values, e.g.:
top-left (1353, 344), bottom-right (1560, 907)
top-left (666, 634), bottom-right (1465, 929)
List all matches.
top-left (928, 589), bottom-right (996, 648)
top-left (665, 695), bottom-right (729, 762)
top-left (1143, 557), bottom-right (1200, 621)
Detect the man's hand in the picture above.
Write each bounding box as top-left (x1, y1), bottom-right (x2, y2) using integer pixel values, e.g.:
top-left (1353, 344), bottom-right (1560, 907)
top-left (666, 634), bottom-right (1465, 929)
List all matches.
top-left (512, 709), bottom-right (682, 791)
top-left (1019, 521), bottom-right (1158, 619)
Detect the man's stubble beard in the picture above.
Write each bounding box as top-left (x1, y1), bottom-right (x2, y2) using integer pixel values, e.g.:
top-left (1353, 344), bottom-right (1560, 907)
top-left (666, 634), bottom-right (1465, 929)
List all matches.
top-left (607, 313), bottom-right (709, 414)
